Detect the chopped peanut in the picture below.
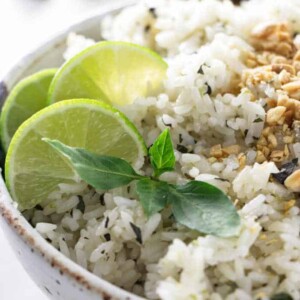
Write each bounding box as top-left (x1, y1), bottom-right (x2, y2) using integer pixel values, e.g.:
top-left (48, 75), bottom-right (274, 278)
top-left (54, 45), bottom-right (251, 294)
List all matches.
top-left (222, 145), bottom-right (241, 155)
top-left (283, 135), bottom-right (294, 143)
top-left (270, 150), bottom-right (284, 162)
top-left (251, 22), bottom-right (295, 57)
top-left (256, 151), bottom-right (267, 163)
top-left (284, 170), bottom-right (300, 192)
top-left (210, 144), bottom-right (223, 158)
top-left (284, 199), bottom-right (296, 212)
top-left (238, 153), bottom-right (246, 170)
top-left (282, 80), bottom-right (300, 99)
top-left (295, 101), bottom-right (300, 120)
top-left (266, 106), bottom-right (286, 125)
top-left (271, 63), bottom-right (295, 75)
top-left (267, 133), bottom-right (278, 148)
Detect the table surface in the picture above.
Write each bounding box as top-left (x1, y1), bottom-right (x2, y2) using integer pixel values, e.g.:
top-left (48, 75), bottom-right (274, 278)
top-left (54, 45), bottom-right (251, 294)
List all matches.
top-left (0, 0), bottom-right (116, 299)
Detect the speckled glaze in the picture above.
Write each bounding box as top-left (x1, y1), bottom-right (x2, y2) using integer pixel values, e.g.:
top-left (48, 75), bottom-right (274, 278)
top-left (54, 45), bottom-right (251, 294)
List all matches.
top-left (0, 1), bottom-right (145, 299)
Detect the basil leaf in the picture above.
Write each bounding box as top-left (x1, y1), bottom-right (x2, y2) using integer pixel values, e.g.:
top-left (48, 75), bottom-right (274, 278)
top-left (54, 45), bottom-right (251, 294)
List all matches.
top-left (169, 181), bottom-right (241, 237)
top-left (44, 139), bottom-right (143, 190)
top-left (149, 128), bottom-right (175, 177)
top-left (136, 178), bottom-right (169, 217)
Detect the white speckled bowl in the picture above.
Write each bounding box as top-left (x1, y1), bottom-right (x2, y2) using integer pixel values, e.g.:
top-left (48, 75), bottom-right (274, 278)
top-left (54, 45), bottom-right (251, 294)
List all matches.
top-left (0, 1), bottom-right (144, 299)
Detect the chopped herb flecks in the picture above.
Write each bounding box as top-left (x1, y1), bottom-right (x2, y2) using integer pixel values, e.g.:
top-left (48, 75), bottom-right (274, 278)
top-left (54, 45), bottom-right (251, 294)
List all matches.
top-left (130, 222), bottom-right (143, 244)
top-left (100, 194), bottom-right (105, 206)
top-left (104, 217), bottom-right (110, 228)
top-left (177, 144), bottom-right (189, 153)
top-left (254, 117), bottom-right (264, 123)
top-left (270, 292), bottom-right (293, 300)
top-left (104, 233), bottom-right (111, 241)
top-left (149, 7), bottom-right (157, 18)
top-left (272, 158), bottom-right (299, 184)
top-left (144, 24), bottom-right (151, 32)
top-left (205, 83), bottom-right (212, 95)
top-left (76, 196), bottom-right (85, 213)
top-left (198, 65), bottom-right (205, 74)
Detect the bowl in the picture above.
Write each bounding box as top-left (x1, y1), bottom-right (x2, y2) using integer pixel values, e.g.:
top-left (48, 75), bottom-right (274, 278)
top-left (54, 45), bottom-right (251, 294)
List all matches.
top-left (0, 1), bottom-right (144, 299)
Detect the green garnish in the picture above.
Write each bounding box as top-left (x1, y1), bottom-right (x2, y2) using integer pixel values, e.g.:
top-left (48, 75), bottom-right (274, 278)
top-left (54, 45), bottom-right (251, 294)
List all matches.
top-left (136, 178), bottom-right (170, 217)
top-left (149, 128), bottom-right (176, 177)
top-left (44, 138), bottom-right (143, 190)
top-left (44, 129), bottom-right (241, 237)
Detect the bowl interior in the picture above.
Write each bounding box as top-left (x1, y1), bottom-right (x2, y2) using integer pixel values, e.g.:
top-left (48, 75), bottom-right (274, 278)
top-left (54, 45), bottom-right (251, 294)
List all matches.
top-left (0, 1), bottom-right (144, 299)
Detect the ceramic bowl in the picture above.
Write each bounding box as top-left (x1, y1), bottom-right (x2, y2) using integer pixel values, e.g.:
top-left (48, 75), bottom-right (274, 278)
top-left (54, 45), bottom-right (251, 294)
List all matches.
top-left (0, 1), bottom-right (144, 299)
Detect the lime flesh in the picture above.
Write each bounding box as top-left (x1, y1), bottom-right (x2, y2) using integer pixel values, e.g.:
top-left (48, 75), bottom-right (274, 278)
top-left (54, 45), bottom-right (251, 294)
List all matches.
top-left (48, 41), bottom-right (167, 106)
top-left (0, 69), bottom-right (57, 151)
top-left (5, 99), bottom-right (147, 210)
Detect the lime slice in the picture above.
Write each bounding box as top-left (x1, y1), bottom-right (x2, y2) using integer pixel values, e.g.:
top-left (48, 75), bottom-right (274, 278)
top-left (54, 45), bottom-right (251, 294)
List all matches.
top-left (48, 41), bottom-right (167, 106)
top-left (5, 99), bottom-right (147, 210)
top-left (0, 69), bottom-right (57, 151)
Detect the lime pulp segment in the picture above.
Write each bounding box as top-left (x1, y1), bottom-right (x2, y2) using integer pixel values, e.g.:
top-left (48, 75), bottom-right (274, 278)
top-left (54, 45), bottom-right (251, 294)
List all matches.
top-left (48, 41), bottom-right (167, 106)
top-left (5, 99), bottom-right (147, 210)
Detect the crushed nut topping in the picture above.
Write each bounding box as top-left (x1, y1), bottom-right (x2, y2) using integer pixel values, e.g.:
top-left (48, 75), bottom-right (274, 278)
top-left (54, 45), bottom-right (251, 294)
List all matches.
top-left (251, 22), bottom-right (295, 57)
top-left (284, 170), bottom-right (300, 192)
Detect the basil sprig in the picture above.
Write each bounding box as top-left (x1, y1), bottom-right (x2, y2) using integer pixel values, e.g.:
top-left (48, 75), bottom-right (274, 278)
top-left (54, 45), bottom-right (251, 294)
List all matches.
top-left (149, 128), bottom-right (175, 177)
top-left (44, 129), bottom-right (241, 237)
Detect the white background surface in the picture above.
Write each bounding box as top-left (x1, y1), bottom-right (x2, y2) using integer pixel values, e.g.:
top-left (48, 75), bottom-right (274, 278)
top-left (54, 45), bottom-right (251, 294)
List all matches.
top-left (0, 0), bottom-right (112, 299)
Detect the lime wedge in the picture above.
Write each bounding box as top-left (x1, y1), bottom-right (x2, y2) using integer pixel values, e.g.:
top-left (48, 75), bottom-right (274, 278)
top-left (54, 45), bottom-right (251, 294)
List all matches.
top-left (5, 99), bottom-right (147, 210)
top-left (0, 69), bottom-right (57, 151)
top-left (48, 41), bottom-right (167, 106)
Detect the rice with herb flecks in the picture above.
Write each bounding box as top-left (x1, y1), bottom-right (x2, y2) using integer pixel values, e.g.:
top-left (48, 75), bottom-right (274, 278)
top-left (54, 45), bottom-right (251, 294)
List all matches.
top-left (26, 0), bottom-right (300, 299)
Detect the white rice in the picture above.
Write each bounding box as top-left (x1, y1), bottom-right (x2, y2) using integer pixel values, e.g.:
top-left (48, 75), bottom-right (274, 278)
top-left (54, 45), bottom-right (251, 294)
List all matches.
top-left (30, 0), bottom-right (300, 299)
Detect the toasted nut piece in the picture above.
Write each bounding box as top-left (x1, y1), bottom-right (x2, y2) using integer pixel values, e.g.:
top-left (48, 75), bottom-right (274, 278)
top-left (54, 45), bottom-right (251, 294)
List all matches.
top-left (293, 61), bottom-right (300, 73)
top-left (277, 96), bottom-right (295, 111)
top-left (262, 126), bottom-right (271, 137)
top-left (283, 135), bottom-right (294, 143)
top-left (262, 146), bottom-right (271, 157)
top-left (208, 157), bottom-right (217, 163)
top-left (210, 144), bottom-right (223, 158)
top-left (294, 50), bottom-right (300, 61)
top-left (267, 133), bottom-right (278, 148)
top-left (266, 98), bottom-right (277, 108)
top-left (295, 101), bottom-right (300, 120)
top-left (256, 151), bottom-right (266, 163)
top-left (272, 64), bottom-right (295, 75)
top-left (222, 145), bottom-right (241, 155)
top-left (257, 136), bottom-right (268, 146)
top-left (278, 70), bottom-right (292, 85)
top-left (251, 22), bottom-right (295, 57)
top-left (270, 150), bottom-right (284, 162)
top-left (284, 144), bottom-right (290, 156)
top-left (284, 110), bottom-right (294, 126)
top-left (282, 80), bottom-right (300, 99)
top-left (266, 106), bottom-right (286, 125)
top-left (284, 170), bottom-right (300, 192)
top-left (238, 153), bottom-right (246, 170)
top-left (284, 199), bottom-right (296, 214)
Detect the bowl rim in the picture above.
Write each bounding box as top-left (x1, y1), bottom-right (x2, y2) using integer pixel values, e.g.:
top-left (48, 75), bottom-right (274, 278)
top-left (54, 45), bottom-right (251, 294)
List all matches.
top-left (0, 1), bottom-right (144, 299)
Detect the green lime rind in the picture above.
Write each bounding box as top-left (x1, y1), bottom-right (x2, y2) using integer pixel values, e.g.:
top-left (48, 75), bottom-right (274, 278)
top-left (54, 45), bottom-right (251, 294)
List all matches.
top-left (48, 41), bottom-right (167, 106)
top-left (0, 68), bottom-right (57, 151)
top-left (5, 99), bottom-right (147, 211)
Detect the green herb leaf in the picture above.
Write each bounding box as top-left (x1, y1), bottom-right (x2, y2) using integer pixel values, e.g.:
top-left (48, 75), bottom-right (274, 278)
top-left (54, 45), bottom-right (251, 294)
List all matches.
top-left (136, 178), bottom-right (170, 216)
top-left (169, 181), bottom-right (241, 237)
top-left (270, 293), bottom-right (293, 300)
top-left (149, 128), bottom-right (175, 177)
top-left (44, 139), bottom-right (143, 190)
top-left (254, 117), bottom-right (264, 123)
